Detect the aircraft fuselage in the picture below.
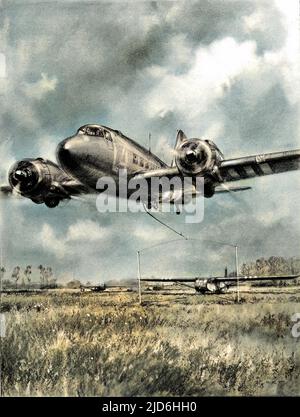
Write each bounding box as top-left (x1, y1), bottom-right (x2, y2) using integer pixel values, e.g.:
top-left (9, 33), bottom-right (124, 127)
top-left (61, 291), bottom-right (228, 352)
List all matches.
top-left (56, 124), bottom-right (168, 192)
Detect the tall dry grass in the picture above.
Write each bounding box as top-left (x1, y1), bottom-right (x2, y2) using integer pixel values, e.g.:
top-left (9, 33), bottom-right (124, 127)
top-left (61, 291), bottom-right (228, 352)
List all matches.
top-left (1, 289), bottom-right (300, 396)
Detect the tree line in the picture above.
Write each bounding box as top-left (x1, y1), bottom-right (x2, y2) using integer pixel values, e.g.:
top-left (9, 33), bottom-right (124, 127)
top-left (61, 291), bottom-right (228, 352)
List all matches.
top-left (0, 265), bottom-right (57, 288)
top-left (239, 256), bottom-right (300, 277)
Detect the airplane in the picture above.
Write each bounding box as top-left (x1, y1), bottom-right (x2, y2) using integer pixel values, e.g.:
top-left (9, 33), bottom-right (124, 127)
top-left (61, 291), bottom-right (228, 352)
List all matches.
top-left (140, 274), bottom-right (300, 294)
top-left (80, 283), bottom-right (132, 293)
top-left (1, 123), bottom-right (300, 208)
top-left (80, 283), bottom-right (107, 292)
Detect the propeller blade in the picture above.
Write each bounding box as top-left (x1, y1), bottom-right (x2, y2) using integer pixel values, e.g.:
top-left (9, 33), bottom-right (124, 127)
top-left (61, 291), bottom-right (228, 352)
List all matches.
top-left (171, 130), bottom-right (188, 166)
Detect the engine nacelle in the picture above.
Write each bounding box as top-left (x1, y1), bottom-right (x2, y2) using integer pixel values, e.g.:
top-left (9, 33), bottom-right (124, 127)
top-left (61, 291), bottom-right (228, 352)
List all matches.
top-left (195, 278), bottom-right (228, 294)
top-left (175, 139), bottom-right (217, 176)
top-left (8, 158), bottom-right (66, 207)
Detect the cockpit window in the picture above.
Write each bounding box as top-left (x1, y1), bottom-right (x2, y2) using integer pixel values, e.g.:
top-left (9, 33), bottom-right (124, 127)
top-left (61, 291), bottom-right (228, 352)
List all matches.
top-left (104, 130), bottom-right (113, 142)
top-left (80, 126), bottom-right (104, 137)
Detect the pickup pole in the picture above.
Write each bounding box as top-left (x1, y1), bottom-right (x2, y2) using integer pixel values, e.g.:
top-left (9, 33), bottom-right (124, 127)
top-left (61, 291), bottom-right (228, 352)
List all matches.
top-left (137, 251), bottom-right (142, 305)
top-left (0, 243), bottom-right (3, 398)
top-left (235, 245), bottom-right (240, 303)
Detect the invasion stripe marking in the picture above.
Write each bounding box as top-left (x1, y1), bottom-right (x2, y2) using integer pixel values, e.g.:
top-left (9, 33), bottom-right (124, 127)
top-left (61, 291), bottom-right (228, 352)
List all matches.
top-left (251, 163), bottom-right (264, 176)
top-left (260, 163), bottom-right (274, 175)
top-left (228, 168), bottom-right (240, 179)
top-left (235, 166), bottom-right (247, 179)
top-left (243, 165), bottom-right (256, 177)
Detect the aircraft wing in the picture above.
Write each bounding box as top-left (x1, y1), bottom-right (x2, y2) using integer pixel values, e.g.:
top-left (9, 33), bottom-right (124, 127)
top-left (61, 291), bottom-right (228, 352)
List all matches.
top-left (57, 179), bottom-right (91, 196)
top-left (8, 178), bottom-right (88, 196)
top-left (215, 274), bottom-right (299, 282)
top-left (219, 149), bottom-right (300, 182)
top-left (132, 149), bottom-right (300, 188)
top-left (140, 277), bottom-right (196, 282)
top-left (0, 178), bottom-right (90, 206)
top-left (140, 275), bottom-right (299, 283)
top-left (133, 170), bottom-right (252, 198)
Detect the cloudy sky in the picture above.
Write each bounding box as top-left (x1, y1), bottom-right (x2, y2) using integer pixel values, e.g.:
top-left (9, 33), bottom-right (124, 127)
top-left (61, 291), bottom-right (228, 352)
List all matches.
top-left (0, 0), bottom-right (299, 283)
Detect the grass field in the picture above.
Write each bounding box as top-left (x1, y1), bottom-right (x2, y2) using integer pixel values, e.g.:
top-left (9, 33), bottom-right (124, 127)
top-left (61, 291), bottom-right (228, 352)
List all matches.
top-left (1, 287), bottom-right (300, 396)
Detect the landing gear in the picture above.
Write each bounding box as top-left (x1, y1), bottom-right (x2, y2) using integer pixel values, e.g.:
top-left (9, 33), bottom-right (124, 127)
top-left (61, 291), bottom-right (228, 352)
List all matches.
top-left (44, 197), bottom-right (60, 208)
top-left (175, 205), bottom-right (181, 215)
top-left (204, 182), bottom-right (215, 198)
top-left (195, 288), bottom-right (207, 294)
top-left (146, 199), bottom-right (158, 210)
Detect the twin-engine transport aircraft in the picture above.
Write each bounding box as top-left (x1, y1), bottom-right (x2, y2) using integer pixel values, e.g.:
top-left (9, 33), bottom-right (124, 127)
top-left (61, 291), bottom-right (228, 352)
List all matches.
top-left (2, 124), bottom-right (300, 207)
top-left (140, 274), bottom-right (300, 294)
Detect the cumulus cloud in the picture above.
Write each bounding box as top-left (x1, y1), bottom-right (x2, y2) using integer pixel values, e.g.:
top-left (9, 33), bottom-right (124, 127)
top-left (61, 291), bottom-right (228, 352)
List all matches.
top-left (132, 223), bottom-right (170, 244)
top-left (0, 53), bottom-right (5, 78)
top-left (22, 73), bottom-right (58, 100)
top-left (0, 136), bottom-right (16, 180)
top-left (37, 134), bottom-right (60, 160)
top-left (144, 37), bottom-right (258, 121)
top-left (39, 220), bottom-right (110, 259)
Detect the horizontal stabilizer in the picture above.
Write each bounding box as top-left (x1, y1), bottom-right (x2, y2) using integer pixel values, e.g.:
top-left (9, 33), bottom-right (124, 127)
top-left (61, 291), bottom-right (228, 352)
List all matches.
top-left (215, 185), bottom-right (252, 193)
top-left (0, 184), bottom-right (13, 195)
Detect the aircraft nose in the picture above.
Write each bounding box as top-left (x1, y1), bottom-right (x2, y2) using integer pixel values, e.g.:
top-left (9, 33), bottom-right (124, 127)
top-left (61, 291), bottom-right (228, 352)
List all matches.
top-left (56, 136), bottom-right (79, 170)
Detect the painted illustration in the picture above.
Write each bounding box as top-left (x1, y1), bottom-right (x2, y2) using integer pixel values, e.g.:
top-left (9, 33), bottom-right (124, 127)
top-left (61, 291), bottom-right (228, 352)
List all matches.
top-left (0, 0), bottom-right (299, 398)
